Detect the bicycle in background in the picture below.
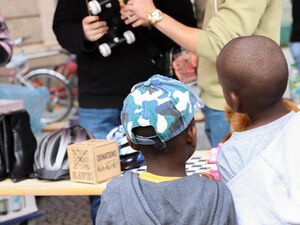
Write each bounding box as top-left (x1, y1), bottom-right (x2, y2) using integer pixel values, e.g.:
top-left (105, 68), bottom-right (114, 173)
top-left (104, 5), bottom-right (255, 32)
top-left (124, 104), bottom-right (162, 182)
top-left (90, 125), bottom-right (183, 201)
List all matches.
top-left (0, 37), bottom-right (73, 124)
top-left (52, 49), bottom-right (78, 105)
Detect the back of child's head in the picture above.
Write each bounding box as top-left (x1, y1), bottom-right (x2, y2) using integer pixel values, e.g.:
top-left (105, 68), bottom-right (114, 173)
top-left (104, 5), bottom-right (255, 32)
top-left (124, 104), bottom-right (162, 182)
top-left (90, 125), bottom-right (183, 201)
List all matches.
top-left (121, 75), bottom-right (204, 153)
top-left (216, 35), bottom-right (288, 112)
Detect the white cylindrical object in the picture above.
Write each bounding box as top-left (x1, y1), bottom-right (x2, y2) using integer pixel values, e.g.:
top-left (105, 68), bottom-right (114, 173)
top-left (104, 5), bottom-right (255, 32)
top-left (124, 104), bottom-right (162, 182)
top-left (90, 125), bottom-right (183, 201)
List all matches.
top-left (99, 43), bottom-right (112, 57)
top-left (123, 30), bottom-right (135, 44)
top-left (88, 0), bottom-right (102, 15)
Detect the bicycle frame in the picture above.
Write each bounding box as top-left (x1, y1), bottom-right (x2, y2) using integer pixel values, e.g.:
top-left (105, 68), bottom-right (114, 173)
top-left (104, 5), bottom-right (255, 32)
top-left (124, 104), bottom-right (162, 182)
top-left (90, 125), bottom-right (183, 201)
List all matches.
top-left (1, 47), bottom-right (74, 123)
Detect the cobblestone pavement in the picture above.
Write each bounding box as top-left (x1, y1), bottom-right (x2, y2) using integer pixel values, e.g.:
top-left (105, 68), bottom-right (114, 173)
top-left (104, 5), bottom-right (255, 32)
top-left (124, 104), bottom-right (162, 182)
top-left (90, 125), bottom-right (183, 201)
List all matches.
top-left (34, 196), bottom-right (93, 225)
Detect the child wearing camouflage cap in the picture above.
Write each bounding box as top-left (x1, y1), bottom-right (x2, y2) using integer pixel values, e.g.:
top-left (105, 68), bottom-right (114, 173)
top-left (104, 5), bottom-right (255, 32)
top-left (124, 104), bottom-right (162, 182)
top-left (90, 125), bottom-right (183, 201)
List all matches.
top-left (96, 75), bottom-right (237, 225)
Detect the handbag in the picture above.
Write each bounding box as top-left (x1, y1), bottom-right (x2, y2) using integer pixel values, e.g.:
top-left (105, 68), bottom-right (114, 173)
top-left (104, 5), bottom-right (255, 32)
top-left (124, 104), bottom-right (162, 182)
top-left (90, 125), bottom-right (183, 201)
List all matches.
top-left (141, 31), bottom-right (182, 77)
top-left (0, 115), bottom-right (7, 180)
top-left (0, 110), bottom-right (37, 182)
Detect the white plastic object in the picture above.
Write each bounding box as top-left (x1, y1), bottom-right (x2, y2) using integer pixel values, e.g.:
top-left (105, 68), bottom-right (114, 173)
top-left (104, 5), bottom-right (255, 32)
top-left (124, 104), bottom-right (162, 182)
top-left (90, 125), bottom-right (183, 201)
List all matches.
top-left (208, 147), bottom-right (218, 164)
top-left (209, 164), bottom-right (220, 181)
top-left (105, 2), bottom-right (112, 8)
top-left (11, 196), bottom-right (22, 212)
top-left (123, 30), bottom-right (135, 44)
top-left (99, 43), bottom-right (111, 57)
top-left (88, 0), bottom-right (102, 15)
top-left (113, 37), bottom-right (120, 43)
top-left (208, 143), bottom-right (222, 164)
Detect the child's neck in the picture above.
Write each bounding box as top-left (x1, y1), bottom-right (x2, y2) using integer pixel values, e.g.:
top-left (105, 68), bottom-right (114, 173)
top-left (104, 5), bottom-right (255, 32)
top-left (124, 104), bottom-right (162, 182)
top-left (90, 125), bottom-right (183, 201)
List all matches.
top-left (146, 159), bottom-right (187, 177)
top-left (247, 100), bottom-right (290, 130)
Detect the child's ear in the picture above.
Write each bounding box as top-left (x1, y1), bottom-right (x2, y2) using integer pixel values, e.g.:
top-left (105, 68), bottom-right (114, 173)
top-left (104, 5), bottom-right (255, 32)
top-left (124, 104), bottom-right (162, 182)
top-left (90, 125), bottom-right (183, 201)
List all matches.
top-left (126, 136), bottom-right (139, 150)
top-left (230, 92), bottom-right (243, 113)
top-left (186, 121), bottom-right (197, 149)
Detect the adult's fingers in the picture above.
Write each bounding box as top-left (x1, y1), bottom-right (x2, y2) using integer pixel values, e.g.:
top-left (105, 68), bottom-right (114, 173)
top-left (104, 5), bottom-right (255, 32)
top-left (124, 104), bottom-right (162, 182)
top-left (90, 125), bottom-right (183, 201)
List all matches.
top-left (120, 8), bottom-right (135, 20)
top-left (124, 0), bottom-right (155, 20)
top-left (88, 21), bottom-right (108, 30)
top-left (132, 19), bottom-right (146, 28)
top-left (84, 26), bottom-right (108, 41)
top-left (124, 14), bottom-right (137, 24)
top-left (91, 31), bottom-right (108, 41)
top-left (82, 16), bottom-right (99, 25)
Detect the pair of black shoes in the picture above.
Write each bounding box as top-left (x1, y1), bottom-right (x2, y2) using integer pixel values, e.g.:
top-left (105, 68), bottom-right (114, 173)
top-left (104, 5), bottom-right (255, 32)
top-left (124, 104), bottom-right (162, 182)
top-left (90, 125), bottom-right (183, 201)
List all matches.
top-left (0, 110), bottom-right (37, 182)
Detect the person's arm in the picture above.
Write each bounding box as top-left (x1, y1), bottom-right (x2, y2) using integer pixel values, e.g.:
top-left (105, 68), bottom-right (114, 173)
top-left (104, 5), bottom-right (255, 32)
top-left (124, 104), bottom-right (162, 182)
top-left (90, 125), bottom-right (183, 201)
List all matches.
top-left (150, 15), bottom-right (199, 53)
top-left (149, 0), bottom-right (197, 52)
top-left (95, 198), bottom-right (113, 225)
top-left (223, 185), bottom-right (238, 225)
top-left (122, 0), bottom-right (197, 52)
top-left (125, 0), bottom-right (271, 62)
top-left (125, 0), bottom-right (199, 54)
top-left (53, 0), bottom-right (108, 54)
top-left (0, 16), bottom-right (12, 66)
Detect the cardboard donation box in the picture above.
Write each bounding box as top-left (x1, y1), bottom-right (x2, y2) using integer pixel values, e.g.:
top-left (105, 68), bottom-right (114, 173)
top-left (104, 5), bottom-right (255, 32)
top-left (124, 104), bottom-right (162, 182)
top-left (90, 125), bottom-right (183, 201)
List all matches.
top-left (68, 139), bottom-right (121, 184)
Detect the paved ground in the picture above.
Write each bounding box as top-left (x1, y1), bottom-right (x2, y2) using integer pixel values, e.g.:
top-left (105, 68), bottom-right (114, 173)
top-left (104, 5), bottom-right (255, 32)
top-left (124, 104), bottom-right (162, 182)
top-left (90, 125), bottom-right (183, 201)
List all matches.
top-left (34, 196), bottom-right (93, 225)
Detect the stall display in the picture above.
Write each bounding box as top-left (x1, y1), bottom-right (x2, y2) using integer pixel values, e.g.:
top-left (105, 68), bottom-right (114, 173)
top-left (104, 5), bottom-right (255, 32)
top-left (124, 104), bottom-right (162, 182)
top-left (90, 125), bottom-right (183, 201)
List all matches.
top-left (0, 196), bottom-right (38, 223)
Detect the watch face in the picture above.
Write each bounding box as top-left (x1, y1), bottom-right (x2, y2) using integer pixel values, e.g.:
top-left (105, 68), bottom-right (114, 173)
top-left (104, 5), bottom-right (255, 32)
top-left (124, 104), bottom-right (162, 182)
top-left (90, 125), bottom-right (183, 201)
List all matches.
top-left (148, 9), bottom-right (163, 24)
top-left (152, 10), bottom-right (161, 19)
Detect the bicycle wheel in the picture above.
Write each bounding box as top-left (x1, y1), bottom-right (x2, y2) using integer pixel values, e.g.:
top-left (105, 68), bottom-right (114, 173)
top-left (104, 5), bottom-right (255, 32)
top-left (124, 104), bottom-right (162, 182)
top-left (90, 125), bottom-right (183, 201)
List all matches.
top-left (22, 69), bottom-right (73, 124)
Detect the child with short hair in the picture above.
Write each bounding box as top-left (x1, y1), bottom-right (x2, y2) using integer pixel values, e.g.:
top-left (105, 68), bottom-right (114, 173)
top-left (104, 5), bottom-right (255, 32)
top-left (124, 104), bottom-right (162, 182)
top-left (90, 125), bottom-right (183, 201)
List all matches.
top-left (216, 35), bottom-right (300, 225)
top-left (96, 75), bottom-right (237, 225)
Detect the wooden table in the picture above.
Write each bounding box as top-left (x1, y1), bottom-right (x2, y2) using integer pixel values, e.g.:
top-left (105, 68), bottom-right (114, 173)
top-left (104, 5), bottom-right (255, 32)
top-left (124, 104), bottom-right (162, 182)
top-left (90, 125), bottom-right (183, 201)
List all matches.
top-left (0, 150), bottom-right (209, 196)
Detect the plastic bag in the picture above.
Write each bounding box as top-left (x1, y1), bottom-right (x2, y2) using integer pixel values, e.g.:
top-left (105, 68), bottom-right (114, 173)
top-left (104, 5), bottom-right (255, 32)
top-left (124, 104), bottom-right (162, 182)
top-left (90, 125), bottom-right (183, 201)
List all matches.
top-left (0, 84), bottom-right (49, 134)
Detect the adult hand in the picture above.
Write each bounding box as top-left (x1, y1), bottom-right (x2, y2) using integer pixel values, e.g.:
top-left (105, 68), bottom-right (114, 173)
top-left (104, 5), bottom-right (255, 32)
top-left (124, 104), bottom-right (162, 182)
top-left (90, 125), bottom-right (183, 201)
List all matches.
top-left (124, 0), bottom-right (156, 21)
top-left (82, 16), bottom-right (108, 42)
top-left (120, 8), bottom-right (147, 27)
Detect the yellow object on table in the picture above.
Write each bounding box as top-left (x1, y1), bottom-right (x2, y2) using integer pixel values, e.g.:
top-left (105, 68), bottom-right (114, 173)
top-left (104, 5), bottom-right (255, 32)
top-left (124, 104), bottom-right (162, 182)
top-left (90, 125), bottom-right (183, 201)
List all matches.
top-left (0, 179), bottom-right (108, 196)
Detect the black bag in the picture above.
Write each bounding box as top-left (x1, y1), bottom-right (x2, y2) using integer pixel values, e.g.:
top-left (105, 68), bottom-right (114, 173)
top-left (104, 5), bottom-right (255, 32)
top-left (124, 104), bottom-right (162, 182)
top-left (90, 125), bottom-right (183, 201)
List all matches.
top-left (139, 30), bottom-right (182, 77)
top-left (0, 110), bottom-right (37, 182)
top-left (0, 115), bottom-right (7, 180)
top-left (155, 46), bottom-right (183, 77)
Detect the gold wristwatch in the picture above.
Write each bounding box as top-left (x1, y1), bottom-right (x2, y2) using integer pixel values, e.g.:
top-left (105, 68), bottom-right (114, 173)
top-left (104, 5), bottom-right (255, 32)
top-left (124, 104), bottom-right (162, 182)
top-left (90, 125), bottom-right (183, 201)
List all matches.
top-left (147, 9), bottom-right (163, 25)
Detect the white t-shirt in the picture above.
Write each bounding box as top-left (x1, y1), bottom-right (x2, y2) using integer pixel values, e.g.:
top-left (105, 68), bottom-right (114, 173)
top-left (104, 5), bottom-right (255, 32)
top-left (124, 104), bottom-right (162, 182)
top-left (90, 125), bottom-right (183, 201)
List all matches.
top-left (217, 111), bottom-right (295, 183)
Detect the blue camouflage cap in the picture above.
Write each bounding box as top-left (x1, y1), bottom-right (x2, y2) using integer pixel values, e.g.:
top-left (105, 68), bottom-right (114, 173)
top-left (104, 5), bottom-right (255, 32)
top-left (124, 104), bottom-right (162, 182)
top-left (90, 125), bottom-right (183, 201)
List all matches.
top-left (121, 75), bottom-right (204, 150)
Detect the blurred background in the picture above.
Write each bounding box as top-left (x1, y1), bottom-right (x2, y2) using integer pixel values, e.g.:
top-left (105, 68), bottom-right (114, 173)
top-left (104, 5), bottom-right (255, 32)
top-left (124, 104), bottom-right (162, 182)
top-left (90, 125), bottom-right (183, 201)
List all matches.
top-left (0, 0), bottom-right (297, 224)
top-left (0, 0), bottom-right (295, 63)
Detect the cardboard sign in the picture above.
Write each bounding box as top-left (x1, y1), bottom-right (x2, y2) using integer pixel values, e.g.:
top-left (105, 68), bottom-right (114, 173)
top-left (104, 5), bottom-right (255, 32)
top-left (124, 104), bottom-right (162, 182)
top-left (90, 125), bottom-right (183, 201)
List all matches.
top-left (68, 139), bottom-right (121, 184)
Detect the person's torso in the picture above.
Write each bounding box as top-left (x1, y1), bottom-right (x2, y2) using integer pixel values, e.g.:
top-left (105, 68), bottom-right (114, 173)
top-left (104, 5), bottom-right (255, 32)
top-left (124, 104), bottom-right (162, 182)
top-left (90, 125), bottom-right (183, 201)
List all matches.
top-left (135, 174), bottom-right (235, 225)
top-left (219, 111), bottom-right (295, 183)
top-left (101, 172), bottom-right (237, 225)
top-left (197, 0), bottom-right (282, 110)
top-left (76, 0), bottom-right (196, 108)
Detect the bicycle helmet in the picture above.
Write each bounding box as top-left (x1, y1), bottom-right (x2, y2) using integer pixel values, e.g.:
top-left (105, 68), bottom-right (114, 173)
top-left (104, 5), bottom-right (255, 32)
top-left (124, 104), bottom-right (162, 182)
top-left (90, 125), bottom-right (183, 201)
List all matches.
top-left (106, 125), bottom-right (145, 171)
top-left (34, 125), bottom-right (93, 180)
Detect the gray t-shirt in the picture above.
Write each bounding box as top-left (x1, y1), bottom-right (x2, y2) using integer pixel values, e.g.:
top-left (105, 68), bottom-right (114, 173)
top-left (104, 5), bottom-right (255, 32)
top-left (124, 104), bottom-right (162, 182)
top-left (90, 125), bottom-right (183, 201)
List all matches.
top-left (217, 112), bottom-right (295, 183)
top-left (96, 172), bottom-right (237, 225)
